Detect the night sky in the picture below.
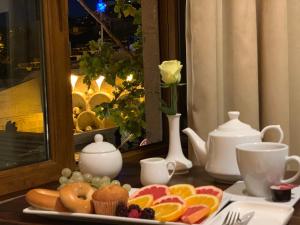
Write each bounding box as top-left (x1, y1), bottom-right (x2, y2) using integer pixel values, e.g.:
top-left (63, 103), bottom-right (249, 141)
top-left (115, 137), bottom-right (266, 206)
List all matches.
top-left (69, 0), bottom-right (98, 18)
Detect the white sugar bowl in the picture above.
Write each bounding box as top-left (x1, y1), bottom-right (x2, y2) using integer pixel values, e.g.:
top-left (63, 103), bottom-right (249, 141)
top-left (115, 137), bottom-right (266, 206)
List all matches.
top-left (79, 134), bottom-right (122, 179)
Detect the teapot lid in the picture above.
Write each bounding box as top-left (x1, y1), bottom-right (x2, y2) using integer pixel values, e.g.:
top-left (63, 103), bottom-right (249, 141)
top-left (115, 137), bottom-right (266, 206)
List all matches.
top-left (81, 134), bottom-right (117, 153)
top-left (212, 111), bottom-right (260, 136)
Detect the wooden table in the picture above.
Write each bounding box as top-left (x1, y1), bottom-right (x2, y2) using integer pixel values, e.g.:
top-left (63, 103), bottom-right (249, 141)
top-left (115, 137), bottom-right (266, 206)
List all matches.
top-left (1, 163), bottom-right (300, 225)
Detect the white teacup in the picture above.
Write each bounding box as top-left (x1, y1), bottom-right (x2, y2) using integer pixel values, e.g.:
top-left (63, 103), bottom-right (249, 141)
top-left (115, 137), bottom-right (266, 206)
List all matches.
top-left (140, 157), bottom-right (176, 186)
top-left (236, 142), bottom-right (300, 198)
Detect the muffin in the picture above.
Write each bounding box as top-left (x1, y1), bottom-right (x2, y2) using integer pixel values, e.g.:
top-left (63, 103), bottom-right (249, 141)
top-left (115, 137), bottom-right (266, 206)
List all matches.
top-left (92, 184), bottom-right (129, 215)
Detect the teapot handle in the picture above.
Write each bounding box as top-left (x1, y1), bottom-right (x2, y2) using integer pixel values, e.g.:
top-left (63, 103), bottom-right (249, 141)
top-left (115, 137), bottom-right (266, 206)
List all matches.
top-left (261, 125), bottom-right (284, 143)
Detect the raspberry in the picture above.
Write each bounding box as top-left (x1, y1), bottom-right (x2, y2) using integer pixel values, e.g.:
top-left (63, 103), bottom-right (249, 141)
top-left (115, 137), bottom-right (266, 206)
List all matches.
top-left (115, 202), bottom-right (128, 217)
top-left (128, 204), bottom-right (141, 213)
top-left (140, 208), bottom-right (155, 220)
top-left (128, 209), bottom-right (141, 218)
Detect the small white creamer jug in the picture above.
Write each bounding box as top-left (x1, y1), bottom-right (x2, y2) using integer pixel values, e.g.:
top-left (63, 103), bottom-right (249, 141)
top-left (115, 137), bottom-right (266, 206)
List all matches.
top-left (140, 157), bottom-right (176, 186)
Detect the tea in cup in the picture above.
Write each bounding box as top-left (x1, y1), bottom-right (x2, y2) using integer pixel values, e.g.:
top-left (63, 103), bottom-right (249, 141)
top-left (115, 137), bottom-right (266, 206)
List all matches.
top-left (140, 157), bottom-right (176, 186)
top-left (236, 142), bottom-right (300, 198)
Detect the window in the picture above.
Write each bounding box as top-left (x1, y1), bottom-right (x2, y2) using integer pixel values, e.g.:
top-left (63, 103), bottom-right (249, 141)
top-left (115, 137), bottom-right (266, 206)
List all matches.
top-left (68, 0), bottom-right (163, 152)
top-left (0, 0), bottom-right (73, 196)
top-left (0, 0), bottom-right (48, 170)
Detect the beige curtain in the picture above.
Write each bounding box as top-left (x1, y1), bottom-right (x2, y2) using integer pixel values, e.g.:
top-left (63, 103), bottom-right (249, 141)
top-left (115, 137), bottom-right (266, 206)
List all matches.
top-left (186, 0), bottom-right (300, 165)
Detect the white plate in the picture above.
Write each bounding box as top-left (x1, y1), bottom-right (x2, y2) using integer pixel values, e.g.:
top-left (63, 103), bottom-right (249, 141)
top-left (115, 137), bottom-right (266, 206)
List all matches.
top-left (23, 188), bottom-right (230, 225)
top-left (204, 201), bottom-right (294, 225)
top-left (225, 181), bottom-right (300, 206)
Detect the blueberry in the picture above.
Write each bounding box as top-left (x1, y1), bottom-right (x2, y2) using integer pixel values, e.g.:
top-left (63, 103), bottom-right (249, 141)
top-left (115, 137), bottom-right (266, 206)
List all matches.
top-left (115, 202), bottom-right (128, 217)
top-left (140, 208), bottom-right (155, 220)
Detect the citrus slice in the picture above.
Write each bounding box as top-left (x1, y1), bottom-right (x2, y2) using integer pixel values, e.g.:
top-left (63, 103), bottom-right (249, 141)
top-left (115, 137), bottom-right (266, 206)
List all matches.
top-left (128, 194), bottom-right (153, 209)
top-left (151, 202), bottom-right (186, 222)
top-left (153, 195), bottom-right (185, 205)
top-left (169, 184), bottom-right (196, 199)
top-left (185, 194), bottom-right (219, 214)
top-left (130, 184), bottom-right (169, 200)
top-left (195, 185), bottom-right (223, 201)
top-left (181, 205), bottom-right (210, 224)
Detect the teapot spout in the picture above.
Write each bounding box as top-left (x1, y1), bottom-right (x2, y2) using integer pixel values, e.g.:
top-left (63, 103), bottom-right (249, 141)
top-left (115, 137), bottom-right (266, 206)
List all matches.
top-left (182, 128), bottom-right (207, 166)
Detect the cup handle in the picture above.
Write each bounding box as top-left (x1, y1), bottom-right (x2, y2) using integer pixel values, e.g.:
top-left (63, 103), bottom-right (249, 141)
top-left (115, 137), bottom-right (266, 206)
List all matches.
top-left (166, 162), bottom-right (176, 179)
top-left (261, 125), bottom-right (284, 143)
top-left (281, 155), bottom-right (300, 183)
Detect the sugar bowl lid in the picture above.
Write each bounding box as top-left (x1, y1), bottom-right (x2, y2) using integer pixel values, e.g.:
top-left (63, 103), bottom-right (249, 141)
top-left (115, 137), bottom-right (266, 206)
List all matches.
top-left (81, 134), bottom-right (117, 153)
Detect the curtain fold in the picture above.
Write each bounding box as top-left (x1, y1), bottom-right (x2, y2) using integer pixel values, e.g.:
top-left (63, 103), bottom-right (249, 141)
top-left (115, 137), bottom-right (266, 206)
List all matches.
top-left (186, 0), bottom-right (300, 165)
top-left (186, 0), bottom-right (219, 164)
top-left (258, 0), bottom-right (290, 143)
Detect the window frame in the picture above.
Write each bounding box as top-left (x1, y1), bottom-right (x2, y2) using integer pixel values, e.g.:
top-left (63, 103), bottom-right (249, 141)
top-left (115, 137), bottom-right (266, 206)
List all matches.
top-left (0, 0), bottom-right (74, 196)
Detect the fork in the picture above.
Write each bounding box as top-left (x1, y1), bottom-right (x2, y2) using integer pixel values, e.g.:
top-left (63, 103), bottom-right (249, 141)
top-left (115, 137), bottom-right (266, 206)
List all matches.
top-left (222, 211), bottom-right (241, 225)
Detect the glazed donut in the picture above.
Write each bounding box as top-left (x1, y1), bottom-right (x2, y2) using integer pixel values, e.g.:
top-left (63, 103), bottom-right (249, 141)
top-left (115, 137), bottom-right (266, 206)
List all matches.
top-left (26, 189), bottom-right (69, 212)
top-left (59, 182), bottom-right (95, 213)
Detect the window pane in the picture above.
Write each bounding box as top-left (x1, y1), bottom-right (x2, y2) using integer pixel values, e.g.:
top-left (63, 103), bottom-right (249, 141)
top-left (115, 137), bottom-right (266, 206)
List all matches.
top-left (69, 0), bottom-right (162, 152)
top-left (0, 0), bottom-right (48, 170)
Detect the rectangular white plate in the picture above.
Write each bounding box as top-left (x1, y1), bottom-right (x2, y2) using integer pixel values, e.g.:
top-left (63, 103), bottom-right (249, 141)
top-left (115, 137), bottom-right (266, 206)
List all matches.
top-left (204, 201), bottom-right (294, 225)
top-left (23, 188), bottom-right (231, 225)
top-left (225, 181), bottom-right (300, 206)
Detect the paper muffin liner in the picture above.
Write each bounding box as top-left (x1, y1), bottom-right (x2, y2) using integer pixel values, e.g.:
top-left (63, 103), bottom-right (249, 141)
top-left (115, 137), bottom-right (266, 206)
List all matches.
top-left (93, 198), bottom-right (128, 216)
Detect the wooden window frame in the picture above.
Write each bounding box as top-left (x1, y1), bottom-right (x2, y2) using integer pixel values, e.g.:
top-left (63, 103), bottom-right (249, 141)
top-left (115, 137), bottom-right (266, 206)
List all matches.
top-left (0, 0), bottom-right (74, 196)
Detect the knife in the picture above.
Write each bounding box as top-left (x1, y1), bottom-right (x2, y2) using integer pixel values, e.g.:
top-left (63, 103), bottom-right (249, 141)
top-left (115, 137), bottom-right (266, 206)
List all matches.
top-left (234, 211), bottom-right (255, 225)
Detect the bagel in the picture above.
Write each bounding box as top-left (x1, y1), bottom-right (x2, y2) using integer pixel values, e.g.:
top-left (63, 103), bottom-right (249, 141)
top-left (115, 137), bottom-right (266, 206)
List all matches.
top-left (59, 182), bottom-right (96, 213)
top-left (25, 189), bottom-right (69, 212)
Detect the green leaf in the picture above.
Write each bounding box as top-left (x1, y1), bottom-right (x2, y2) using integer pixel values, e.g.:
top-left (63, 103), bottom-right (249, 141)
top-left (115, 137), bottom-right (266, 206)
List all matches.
top-left (123, 8), bottom-right (130, 17)
top-left (133, 8), bottom-right (141, 25)
top-left (128, 6), bottom-right (136, 17)
top-left (114, 5), bottom-right (120, 13)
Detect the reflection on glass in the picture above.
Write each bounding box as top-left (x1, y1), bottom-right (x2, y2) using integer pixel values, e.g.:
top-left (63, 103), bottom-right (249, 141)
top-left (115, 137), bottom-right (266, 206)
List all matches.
top-left (0, 0), bottom-right (48, 170)
top-left (69, 0), bottom-right (149, 151)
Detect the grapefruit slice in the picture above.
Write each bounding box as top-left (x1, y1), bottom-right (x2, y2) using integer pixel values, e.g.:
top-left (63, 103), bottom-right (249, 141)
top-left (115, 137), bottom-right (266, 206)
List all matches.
top-left (130, 184), bottom-right (169, 200)
top-left (169, 184), bottom-right (196, 199)
top-left (185, 194), bottom-right (219, 214)
top-left (195, 185), bottom-right (223, 201)
top-left (128, 194), bottom-right (153, 208)
top-left (181, 205), bottom-right (210, 224)
top-left (153, 195), bottom-right (185, 205)
top-left (151, 202), bottom-right (186, 222)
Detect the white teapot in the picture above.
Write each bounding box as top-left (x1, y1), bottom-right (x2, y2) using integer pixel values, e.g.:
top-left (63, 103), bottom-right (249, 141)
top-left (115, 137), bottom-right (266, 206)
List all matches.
top-left (183, 111), bottom-right (284, 182)
top-left (79, 134), bottom-right (122, 179)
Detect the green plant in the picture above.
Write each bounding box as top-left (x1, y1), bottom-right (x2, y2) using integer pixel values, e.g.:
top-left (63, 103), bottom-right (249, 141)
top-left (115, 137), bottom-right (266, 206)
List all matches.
top-left (78, 0), bottom-right (144, 140)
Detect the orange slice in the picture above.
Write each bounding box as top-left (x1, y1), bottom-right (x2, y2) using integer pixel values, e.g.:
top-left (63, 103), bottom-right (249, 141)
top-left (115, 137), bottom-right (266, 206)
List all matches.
top-left (185, 194), bottom-right (219, 214)
top-left (151, 202), bottom-right (186, 222)
top-left (128, 194), bottom-right (153, 209)
top-left (169, 184), bottom-right (196, 199)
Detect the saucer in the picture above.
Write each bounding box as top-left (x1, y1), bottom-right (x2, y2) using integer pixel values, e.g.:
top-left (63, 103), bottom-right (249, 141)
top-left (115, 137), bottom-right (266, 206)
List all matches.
top-left (225, 181), bottom-right (300, 206)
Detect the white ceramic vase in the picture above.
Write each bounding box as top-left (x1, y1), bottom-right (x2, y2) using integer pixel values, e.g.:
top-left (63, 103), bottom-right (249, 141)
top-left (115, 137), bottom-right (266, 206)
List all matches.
top-left (165, 113), bottom-right (192, 173)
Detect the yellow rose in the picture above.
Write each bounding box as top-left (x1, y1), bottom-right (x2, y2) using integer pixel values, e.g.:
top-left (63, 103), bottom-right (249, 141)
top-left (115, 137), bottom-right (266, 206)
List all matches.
top-left (158, 60), bottom-right (183, 85)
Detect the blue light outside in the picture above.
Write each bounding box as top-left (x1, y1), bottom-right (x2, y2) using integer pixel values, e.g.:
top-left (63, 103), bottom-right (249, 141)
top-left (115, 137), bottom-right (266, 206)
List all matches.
top-left (96, 0), bottom-right (107, 13)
